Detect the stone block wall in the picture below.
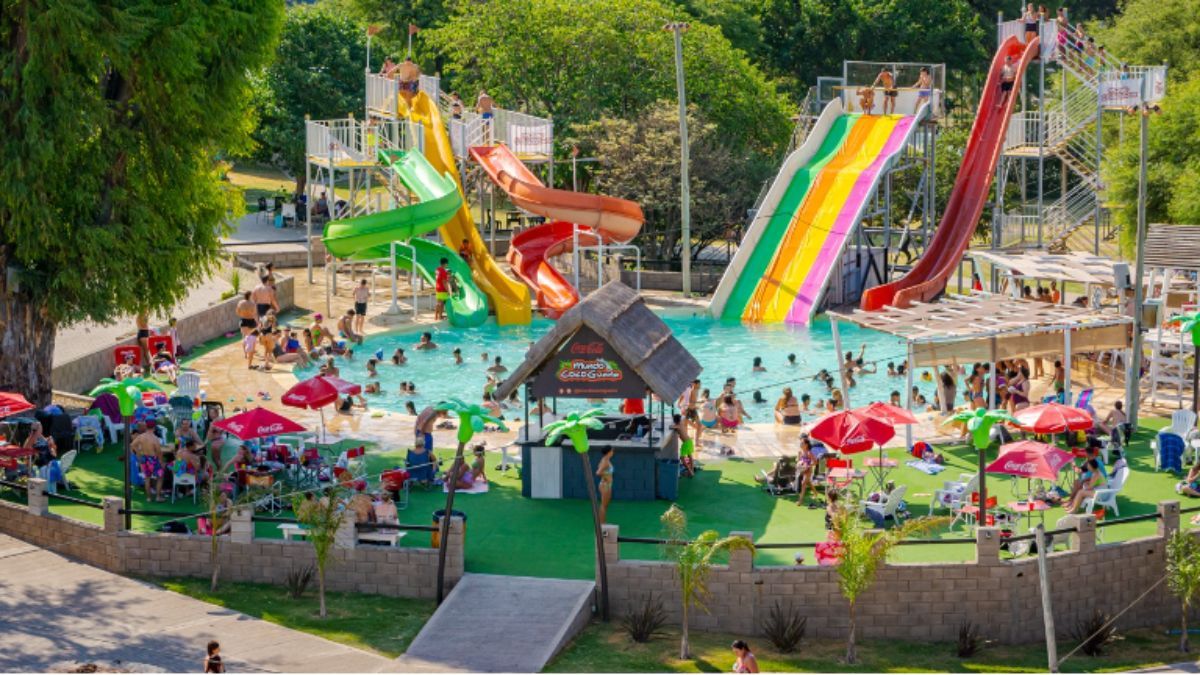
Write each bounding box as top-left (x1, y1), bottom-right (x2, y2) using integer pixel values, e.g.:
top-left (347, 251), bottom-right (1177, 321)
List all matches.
top-left (0, 488), bottom-right (458, 600)
top-left (51, 273), bottom-right (295, 395)
top-left (600, 502), bottom-right (1193, 645)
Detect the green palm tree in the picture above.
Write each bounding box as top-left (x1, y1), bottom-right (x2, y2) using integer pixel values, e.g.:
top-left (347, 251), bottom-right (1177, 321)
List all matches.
top-left (944, 408), bottom-right (1017, 526)
top-left (544, 409), bottom-right (609, 619)
top-left (1168, 311), bottom-right (1200, 414)
top-left (432, 398), bottom-right (506, 603)
top-left (88, 377), bottom-right (165, 528)
top-left (660, 504), bottom-right (755, 659)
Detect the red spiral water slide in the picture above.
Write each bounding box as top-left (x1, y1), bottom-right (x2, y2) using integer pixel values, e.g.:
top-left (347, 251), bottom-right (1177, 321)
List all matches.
top-left (471, 144), bottom-right (644, 319)
top-left (860, 36), bottom-right (1040, 311)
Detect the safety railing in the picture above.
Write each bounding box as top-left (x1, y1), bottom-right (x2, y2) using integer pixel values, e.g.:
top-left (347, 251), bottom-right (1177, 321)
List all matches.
top-left (996, 19), bottom-right (1059, 62)
top-left (1099, 67), bottom-right (1169, 108)
top-left (305, 118), bottom-right (368, 164)
top-left (366, 73), bottom-right (399, 117)
top-left (996, 212), bottom-right (1040, 248)
top-left (1004, 112), bottom-right (1042, 151)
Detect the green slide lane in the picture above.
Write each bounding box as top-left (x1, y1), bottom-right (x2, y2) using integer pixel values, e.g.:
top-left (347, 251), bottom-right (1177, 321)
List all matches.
top-left (322, 149), bottom-right (488, 327)
top-left (720, 115), bottom-right (855, 320)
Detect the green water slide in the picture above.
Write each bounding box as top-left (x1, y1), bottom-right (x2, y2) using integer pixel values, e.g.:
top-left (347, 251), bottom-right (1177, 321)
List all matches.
top-left (719, 115), bottom-right (855, 320)
top-left (321, 149), bottom-right (488, 327)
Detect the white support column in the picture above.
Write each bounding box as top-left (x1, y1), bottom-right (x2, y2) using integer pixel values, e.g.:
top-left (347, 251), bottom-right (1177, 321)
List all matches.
top-left (831, 318), bottom-right (850, 409)
top-left (388, 241), bottom-right (402, 315)
top-left (1063, 328), bottom-right (1072, 403)
top-left (905, 343), bottom-right (915, 448)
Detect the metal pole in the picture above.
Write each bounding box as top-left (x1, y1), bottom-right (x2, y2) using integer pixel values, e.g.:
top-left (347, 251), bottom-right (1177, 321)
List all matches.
top-left (123, 416), bottom-right (132, 529)
top-left (665, 22), bottom-right (692, 296)
top-left (1063, 328), bottom-right (1072, 402)
top-left (905, 344), bottom-right (915, 448)
top-left (388, 241), bottom-right (401, 314)
top-left (1035, 524), bottom-right (1059, 672)
top-left (1094, 66), bottom-right (1104, 256)
top-left (1127, 108), bottom-right (1149, 426)
top-left (830, 318), bottom-right (850, 409)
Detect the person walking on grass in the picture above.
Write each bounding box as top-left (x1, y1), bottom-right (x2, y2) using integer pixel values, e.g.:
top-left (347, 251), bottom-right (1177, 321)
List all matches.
top-left (353, 279), bottom-right (369, 334)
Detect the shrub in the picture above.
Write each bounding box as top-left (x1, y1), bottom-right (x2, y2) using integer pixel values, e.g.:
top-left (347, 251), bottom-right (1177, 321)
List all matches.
top-left (761, 601), bottom-right (807, 653)
top-left (621, 594), bottom-right (668, 643)
top-left (284, 564), bottom-right (314, 599)
top-left (1073, 610), bottom-right (1119, 656)
top-left (956, 621), bottom-right (983, 657)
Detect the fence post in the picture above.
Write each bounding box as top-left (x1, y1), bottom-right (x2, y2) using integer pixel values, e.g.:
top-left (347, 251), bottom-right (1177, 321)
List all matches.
top-left (975, 526), bottom-right (1002, 564)
top-left (729, 530), bottom-right (755, 572)
top-left (230, 506), bottom-right (253, 545)
top-left (27, 478), bottom-right (48, 517)
top-left (1157, 500), bottom-right (1181, 537)
top-left (334, 509), bottom-right (357, 550)
top-left (1070, 513), bottom-right (1096, 553)
top-left (103, 497), bottom-right (125, 533)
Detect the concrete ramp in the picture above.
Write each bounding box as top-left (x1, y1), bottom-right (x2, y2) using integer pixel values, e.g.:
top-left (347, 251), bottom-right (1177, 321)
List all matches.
top-left (395, 574), bottom-right (594, 673)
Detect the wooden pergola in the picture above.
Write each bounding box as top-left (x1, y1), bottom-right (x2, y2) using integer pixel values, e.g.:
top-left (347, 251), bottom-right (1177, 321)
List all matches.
top-left (829, 293), bottom-right (1133, 446)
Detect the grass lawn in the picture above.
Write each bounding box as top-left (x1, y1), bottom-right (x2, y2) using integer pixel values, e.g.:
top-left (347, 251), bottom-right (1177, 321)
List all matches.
top-left (226, 162), bottom-right (292, 212)
top-left (547, 621), bottom-right (1186, 673)
top-left (156, 577), bottom-right (433, 658)
top-left (13, 414), bottom-right (1190, 580)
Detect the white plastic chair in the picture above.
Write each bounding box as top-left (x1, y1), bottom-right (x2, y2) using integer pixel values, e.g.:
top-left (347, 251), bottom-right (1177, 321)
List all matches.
top-left (1085, 465), bottom-right (1129, 517)
top-left (1168, 409), bottom-right (1198, 441)
top-left (58, 450), bottom-right (77, 491)
top-left (930, 473), bottom-right (978, 513)
top-left (863, 484), bottom-right (907, 524)
top-left (172, 471), bottom-right (197, 504)
top-left (176, 372), bottom-right (201, 400)
top-left (74, 416), bottom-right (104, 452)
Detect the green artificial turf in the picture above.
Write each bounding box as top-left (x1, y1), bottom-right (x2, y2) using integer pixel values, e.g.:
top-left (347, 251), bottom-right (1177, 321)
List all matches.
top-left (12, 416), bottom-right (1191, 580)
top-left (546, 622), bottom-right (1185, 673)
top-left (156, 577), bottom-right (433, 658)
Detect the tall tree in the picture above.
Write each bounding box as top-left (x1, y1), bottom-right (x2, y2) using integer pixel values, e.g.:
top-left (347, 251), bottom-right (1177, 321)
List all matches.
top-left (0, 1), bottom-right (283, 403)
top-left (424, 0), bottom-right (792, 156)
top-left (250, 4), bottom-right (371, 193)
top-left (570, 102), bottom-right (772, 261)
top-left (1093, 0), bottom-right (1198, 81)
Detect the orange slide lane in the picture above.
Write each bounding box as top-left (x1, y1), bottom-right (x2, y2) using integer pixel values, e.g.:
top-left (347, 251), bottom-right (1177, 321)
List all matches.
top-left (471, 144), bottom-right (644, 317)
top-left (742, 115), bottom-right (881, 322)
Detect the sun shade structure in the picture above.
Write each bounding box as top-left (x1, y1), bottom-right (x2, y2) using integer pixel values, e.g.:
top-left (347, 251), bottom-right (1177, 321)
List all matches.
top-left (968, 250), bottom-right (1121, 286)
top-left (1144, 224), bottom-right (1200, 272)
top-left (494, 281), bottom-right (702, 403)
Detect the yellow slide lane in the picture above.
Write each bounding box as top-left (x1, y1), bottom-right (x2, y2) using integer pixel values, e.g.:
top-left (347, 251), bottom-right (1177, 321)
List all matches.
top-left (402, 92), bottom-right (532, 325)
top-left (754, 115), bottom-right (901, 322)
top-left (743, 115), bottom-right (879, 322)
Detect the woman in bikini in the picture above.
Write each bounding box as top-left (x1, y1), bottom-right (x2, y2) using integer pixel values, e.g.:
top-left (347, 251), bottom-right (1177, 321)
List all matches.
top-left (595, 445), bottom-right (615, 523)
top-left (1022, 3), bottom-right (1039, 46)
top-left (774, 388), bottom-right (802, 426)
top-left (696, 389), bottom-right (718, 445)
top-left (718, 395), bottom-right (741, 434)
top-left (795, 436), bottom-right (818, 508)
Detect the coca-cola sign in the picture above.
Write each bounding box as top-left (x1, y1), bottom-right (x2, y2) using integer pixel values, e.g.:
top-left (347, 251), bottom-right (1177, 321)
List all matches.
top-left (532, 326), bottom-right (645, 399)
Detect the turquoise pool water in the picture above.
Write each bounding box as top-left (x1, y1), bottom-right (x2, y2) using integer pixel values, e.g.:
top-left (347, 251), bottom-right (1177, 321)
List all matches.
top-left (298, 312), bottom-right (912, 418)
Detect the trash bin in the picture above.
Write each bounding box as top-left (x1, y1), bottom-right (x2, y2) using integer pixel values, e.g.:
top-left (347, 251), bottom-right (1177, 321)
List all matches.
top-left (432, 509), bottom-right (467, 548)
top-left (656, 458), bottom-right (680, 501)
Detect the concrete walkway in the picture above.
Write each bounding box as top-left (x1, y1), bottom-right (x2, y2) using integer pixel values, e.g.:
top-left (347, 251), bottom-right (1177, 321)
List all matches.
top-left (396, 574), bottom-right (594, 673)
top-left (0, 535), bottom-right (395, 673)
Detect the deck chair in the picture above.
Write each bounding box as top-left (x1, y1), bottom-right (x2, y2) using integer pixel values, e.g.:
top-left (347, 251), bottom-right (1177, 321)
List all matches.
top-left (930, 473), bottom-right (978, 513)
top-left (168, 395), bottom-right (194, 431)
top-left (1075, 388), bottom-right (1094, 410)
top-left (863, 484), bottom-right (907, 525)
top-left (759, 456), bottom-right (797, 495)
top-left (73, 415), bottom-right (104, 453)
top-left (1152, 431), bottom-right (1186, 472)
top-left (1168, 409), bottom-right (1198, 442)
top-left (176, 372), bottom-right (201, 400)
top-left (56, 450), bottom-right (78, 491)
top-left (1085, 465), bottom-right (1129, 516)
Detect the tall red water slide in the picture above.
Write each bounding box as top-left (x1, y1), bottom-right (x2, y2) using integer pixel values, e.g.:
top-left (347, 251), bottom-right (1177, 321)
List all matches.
top-left (860, 36), bottom-right (1040, 311)
top-left (470, 144), bottom-right (644, 318)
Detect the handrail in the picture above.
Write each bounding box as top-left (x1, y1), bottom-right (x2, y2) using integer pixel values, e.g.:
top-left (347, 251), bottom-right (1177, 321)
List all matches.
top-left (0, 479), bottom-right (28, 493)
top-left (1095, 511), bottom-right (1164, 527)
top-left (120, 508), bottom-right (205, 519)
top-left (47, 492), bottom-right (103, 509)
top-left (357, 521), bottom-right (439, 533)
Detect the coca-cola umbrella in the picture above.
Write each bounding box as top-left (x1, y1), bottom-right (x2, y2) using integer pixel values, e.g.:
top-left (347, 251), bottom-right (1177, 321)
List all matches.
top-left (282, 375), bottom-right (362, 442)
top-left (0, 392), bottom-right (34, 418)
top-left (809, 409), bottom-right (896, 454)
top-left (986, 440), bottom-right (1074, 480)
top-left (1013, 403), bottom-right (1094, 435)
top-left (853, 402), bottom-right (919, 426)
top-left (212, 407), bottom-right (306, 441)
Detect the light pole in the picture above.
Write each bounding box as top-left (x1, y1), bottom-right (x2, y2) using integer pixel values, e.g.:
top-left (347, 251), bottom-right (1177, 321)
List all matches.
top-left (663, 21), bottom-right (691, 297)
top-left (1126, 101), bottom-right (1160, 427)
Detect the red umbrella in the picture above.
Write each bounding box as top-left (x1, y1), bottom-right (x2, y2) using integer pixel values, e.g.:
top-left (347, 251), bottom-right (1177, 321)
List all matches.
top-left (809, 409), bottom-right (896, 454)
top-left (854, 401), bottom-right (919, 426)
top-left (986, 440), bottom-right (1074, 480)
top-left (213, 407), bottom-right (306, 441)
top-left (0, 392), bottom-right (34, 418)
top-left (281, 375), bottom-right (361, 409)
top-left (1013, 403), bottom-right (1093, 434)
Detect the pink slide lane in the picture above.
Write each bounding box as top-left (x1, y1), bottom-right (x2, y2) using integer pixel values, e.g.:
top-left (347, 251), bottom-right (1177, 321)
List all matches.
top-left (785, 115), bottom-right (917, 324)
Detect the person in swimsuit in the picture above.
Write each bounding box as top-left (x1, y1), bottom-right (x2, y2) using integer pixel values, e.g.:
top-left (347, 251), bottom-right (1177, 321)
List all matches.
top-left (415, 332), bottom-right (437, 351)
top-left (672, 413), bottom-right (696, 478)
top-left (696, 389), bottom-right (718, 445)
top-left (476, 91), bottom-right (495, 143)
top-left (1179, 459), bottom-right (1200, 498)
top-left (353, 280), bottom-right (369, 334)
top-left (595, 445), bottom-right (615, 523)
top-left (871, 68), bottom-right (898, 115)
top-left (458, 239), bottom-right (472, 266)
top-left (1023, 3), bottom-right (1039, 46)
top-left (775, 388), bottom-right (802, 426)
top-left (998, 56), bottom-right (1017, 107)
top-left (235, 291), bottom-right (257, 337)
top-left (1055, 8), bottom-right (1070, 60)
top-left (1005, 367), bottom-right (1030, 414)
top-left (205, 409), bottom-right (226, 472)
top-left (204, 640), bottom-right (225, 673)
top-left (396, 57), bottom-right (421, 102)
top-left (134, 311), bottom-right (152, 370)
top-left (795, 436), bottom-right (818, 507)
top-left (1066, 458), bottom-right (1106, 512)
top-left (718, 395), bottom-right (741, 433)
top-left (434, 258), bottom-right (451, 321)
top-left (913, 66), bottom-right (932, 105)
top-left (338, 309), bottom-right (363, 345)
top-left (752, 356), bottom-right (766, 373)
top-left (131, 422), bottom-right (166, 501)
top-left (409, 407), bottom-right (445, 484)
top-left (731, 640), bottom-right (759, 674)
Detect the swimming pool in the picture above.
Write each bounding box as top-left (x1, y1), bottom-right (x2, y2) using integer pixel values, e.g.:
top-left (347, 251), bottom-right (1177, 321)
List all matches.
top-left (298, 312), bottom-right (915, 418)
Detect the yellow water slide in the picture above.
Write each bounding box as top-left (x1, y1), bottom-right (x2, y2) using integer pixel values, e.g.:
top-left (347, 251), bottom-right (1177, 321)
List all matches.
top-left (742, 115), bottom-right (900, 322)
top-left (400, 92), bottom-right (532, 324)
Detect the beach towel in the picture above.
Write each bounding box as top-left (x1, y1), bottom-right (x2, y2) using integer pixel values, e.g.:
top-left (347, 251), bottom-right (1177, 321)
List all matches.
top-left (443, 478), bottom-right (489, 494)
top-left (906, 459), bottom-right (947, 475)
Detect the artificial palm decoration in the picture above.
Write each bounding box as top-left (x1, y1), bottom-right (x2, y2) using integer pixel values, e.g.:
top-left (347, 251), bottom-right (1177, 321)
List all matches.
top-left (88, 377), bottom-right (165, 528)
top-left (830, 508), bottom-right (948, 664)
top-left (1168, 311), bottom-right (1200, 414)
top-left (944, 408), bottom-right (1017, 526)
top-left (544, 409), bottom-right (610, 620)
top-left (433, 398), bottom-right (506, 603)
top-left (660, 504), bottom-right (755, 659)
